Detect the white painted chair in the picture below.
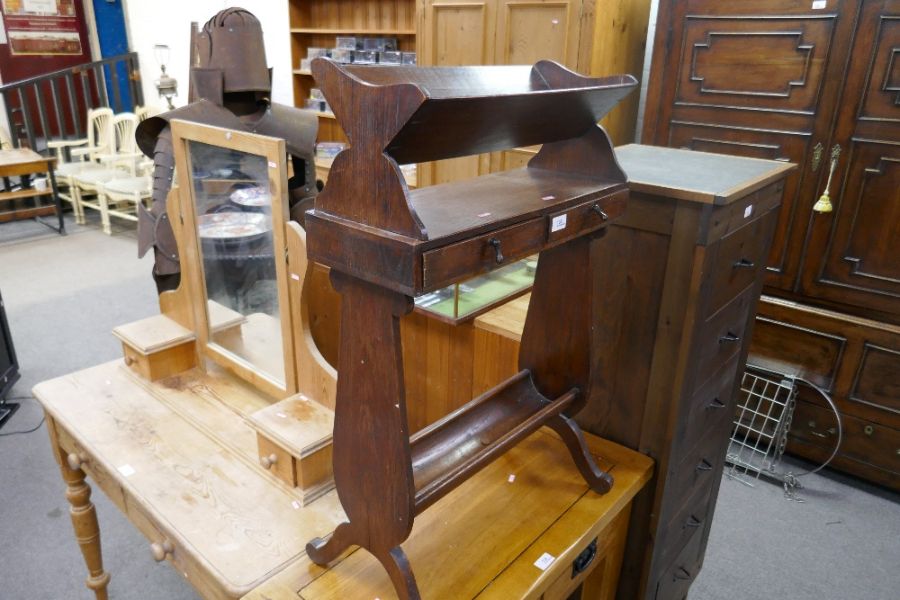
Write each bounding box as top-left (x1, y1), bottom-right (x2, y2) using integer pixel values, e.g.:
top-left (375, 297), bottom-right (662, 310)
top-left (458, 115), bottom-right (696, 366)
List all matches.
top-left (96, 173), bottom-right (152, 234)
top-left (135, 105), bottom-right (162, 123)
top-left (73, 113), bottom-right (137, 229)
top-left (46, 107), bottom-right (115, 223)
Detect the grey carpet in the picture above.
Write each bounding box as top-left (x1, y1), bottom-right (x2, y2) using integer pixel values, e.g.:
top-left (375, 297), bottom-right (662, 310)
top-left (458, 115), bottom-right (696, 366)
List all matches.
top-left (0, 213), bottom-right (199, 600)
top-left (0, 213), bottom-right (897, 600)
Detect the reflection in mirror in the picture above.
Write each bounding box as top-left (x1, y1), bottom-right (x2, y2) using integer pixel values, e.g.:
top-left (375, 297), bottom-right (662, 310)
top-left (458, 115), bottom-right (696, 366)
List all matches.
top-left (188, 140), bottom-right (285, 387)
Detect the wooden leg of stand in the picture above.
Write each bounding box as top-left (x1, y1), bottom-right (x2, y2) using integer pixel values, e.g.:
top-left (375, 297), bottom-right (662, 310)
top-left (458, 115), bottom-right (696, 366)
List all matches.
top-left (547, 413), bottom-right (613, 493)
top-left (306, 272), bottom-right (419, 598)
top-left (60, 452), bottom-right (111, 600)
top-left (377, 547), bottom-right (421, 600)
top-left (306, 521), bottom-right (356, 565)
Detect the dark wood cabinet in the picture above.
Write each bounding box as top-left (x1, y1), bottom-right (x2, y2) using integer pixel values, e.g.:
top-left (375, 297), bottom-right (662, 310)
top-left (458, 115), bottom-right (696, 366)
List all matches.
top-left (643, 0), bottom-right (900, 491)
top-left (587, 145), bottom-right (792, 600)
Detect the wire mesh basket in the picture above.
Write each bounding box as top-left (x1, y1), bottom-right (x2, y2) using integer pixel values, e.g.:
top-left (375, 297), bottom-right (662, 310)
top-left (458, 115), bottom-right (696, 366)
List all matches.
top-left (725, 367), bottom-right (798, 486)
top-left (725, 363), bottom-right (842, 501)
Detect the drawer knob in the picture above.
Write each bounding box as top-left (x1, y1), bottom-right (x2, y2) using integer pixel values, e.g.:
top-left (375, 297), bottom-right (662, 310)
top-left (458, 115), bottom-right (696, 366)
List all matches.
top-left (733, 258), bottom-right (755, 269)
top-left (864, 425), bottom-right (874, 436)
top-left (487, 238), bottom-right (504, 264)
top-left (719, 332), bottom-right (741, 344)
top-left (685, 515), bottom-right (702, 528)
top-left (707, 397), bottom-right (725, 410)
top-left (696, 458), bottom-right (713, 472)
top-left (150, 540), bottom-right (174, 562)
top-left (591, 204), bottom-right (609, 220)
top-left (66, 452), bottom-right (87, 471)
top-left (674, 567), bottom-right (693, 581)
top-left (260, 453), bottom-right (278, 469)
top-left (124, 356), bottom-right (135, 366)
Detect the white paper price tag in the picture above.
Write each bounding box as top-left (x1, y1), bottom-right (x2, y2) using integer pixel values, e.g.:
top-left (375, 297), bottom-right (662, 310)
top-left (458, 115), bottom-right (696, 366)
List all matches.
top-left (812, 0), bottom-right (826, 9)
top-left (550, 214), bottom-right (567, 232)
top-left (534, 552), bottom-right (556, 571)
top-left (117, 464), bottom-right (136, 477)
top-left (744, 204), bottom-right (753, 219)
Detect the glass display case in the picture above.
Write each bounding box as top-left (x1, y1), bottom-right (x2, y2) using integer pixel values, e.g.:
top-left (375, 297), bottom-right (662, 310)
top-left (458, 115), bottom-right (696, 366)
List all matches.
top-left (413, 256), bottom-right (537, 323)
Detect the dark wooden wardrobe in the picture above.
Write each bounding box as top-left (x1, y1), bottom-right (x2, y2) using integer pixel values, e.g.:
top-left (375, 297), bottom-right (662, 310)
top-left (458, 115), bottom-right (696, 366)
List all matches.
top-left (643, 0), bottom-right (900, 491)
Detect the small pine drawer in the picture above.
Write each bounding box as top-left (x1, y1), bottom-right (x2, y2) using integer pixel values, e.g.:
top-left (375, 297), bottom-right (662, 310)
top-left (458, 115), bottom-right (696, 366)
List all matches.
top-left (112, 314), bottom-right (197, 381)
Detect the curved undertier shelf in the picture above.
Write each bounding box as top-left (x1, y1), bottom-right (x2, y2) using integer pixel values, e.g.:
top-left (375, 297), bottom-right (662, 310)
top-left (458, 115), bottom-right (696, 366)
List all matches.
top-left (410, 370), bottom-right (578, 513)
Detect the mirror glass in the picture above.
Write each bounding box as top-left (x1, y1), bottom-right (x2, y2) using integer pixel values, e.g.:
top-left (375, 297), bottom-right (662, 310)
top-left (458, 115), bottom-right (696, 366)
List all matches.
top-left (188, 140), bottom-right (285, 387)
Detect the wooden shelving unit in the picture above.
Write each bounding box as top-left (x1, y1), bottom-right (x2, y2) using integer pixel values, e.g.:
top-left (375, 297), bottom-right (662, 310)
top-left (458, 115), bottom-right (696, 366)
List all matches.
top-left (303, 58), bottom-right (636, 599)
top-left (288, 0), bottom-right (417, 143)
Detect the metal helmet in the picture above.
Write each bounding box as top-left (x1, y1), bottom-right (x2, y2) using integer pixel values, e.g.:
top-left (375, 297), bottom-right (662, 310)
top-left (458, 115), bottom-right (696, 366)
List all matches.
top-left (192, 8), bottom-right (270, 96)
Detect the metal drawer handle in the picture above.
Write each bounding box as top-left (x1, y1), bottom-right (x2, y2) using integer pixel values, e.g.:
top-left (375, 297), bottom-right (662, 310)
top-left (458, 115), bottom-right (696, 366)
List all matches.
top-left (685, 515), bottom-right (702, 528)
top-left (591, 204), bottom-right (609, 220)
top-left (719, 332), bottom-right (741, 344)
top-left (707, 397), bottom-right (725, 410)
top-left (811, 428), bottom-right (836, 439)
top-left (733, 258), bottom-right (755, 269)
top-left (696, 458), bottom-right (713, 472)
top-left (150, 539), bottom-right (174, 562)
top-left (674, 567), bottom-right (693, 581)
top-left (571, 538), bottom-right (598, 578)
top-left (487, 237), bottom-right (504, 264)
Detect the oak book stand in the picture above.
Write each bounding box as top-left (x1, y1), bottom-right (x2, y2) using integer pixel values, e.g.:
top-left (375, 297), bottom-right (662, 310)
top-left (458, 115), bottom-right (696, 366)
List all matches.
top-left (305, 58), bottom-right (637, 599)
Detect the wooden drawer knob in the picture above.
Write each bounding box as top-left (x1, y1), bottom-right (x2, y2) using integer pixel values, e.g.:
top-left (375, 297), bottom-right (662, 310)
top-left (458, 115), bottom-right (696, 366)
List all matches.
top-left (150, 539), bottom-right (174, 562)
top-left (124, 355), bottom-right (135, 366)
top-left (260, 453), bottom-right (278, 470)
top-left (66, 452), bottom-right (87, 471)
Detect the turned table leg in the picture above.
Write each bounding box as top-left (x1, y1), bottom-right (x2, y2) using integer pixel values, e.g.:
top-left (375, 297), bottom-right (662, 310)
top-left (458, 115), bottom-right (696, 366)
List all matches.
top-left (60, 451), bottom-right (111, 600)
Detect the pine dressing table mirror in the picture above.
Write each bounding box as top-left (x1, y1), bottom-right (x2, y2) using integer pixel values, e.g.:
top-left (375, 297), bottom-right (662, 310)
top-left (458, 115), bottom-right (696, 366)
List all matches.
top-left (171, 120), bottom-right (295, 398)
top-left (109, 120), bottom-right (337, 503)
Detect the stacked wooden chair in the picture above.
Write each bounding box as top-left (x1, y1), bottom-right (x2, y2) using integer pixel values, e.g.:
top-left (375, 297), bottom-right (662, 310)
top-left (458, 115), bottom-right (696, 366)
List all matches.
top-left (47, 107), bottom-right (114, 224)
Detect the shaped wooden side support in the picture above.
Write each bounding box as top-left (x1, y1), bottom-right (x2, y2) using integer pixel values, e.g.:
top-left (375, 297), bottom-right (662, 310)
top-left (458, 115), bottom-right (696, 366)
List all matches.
top-left (305, 271), bottom-right (419, 596)
top-left (304, 60), bottom-right (637, 599)
top-left (520, 234), bottom-right (614, 493)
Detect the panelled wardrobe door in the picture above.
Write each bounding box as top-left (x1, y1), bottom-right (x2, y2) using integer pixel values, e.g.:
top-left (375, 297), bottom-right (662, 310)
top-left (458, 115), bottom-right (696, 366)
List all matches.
top-left (417, 0), bottom-right (498, 186)
top-left (801, 0), bottom-right (900, 320)
top-left (642, 0), bottom-right (862, 292)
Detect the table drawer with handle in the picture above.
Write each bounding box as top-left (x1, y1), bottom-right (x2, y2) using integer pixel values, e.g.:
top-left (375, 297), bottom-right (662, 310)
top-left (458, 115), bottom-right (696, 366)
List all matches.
top-left (422, 217), bottom-right (546, 290)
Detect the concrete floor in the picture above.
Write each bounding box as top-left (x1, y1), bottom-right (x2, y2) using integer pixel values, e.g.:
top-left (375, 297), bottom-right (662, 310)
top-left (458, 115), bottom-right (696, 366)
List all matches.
top-left (0, 214), bottom-right (898, 600)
